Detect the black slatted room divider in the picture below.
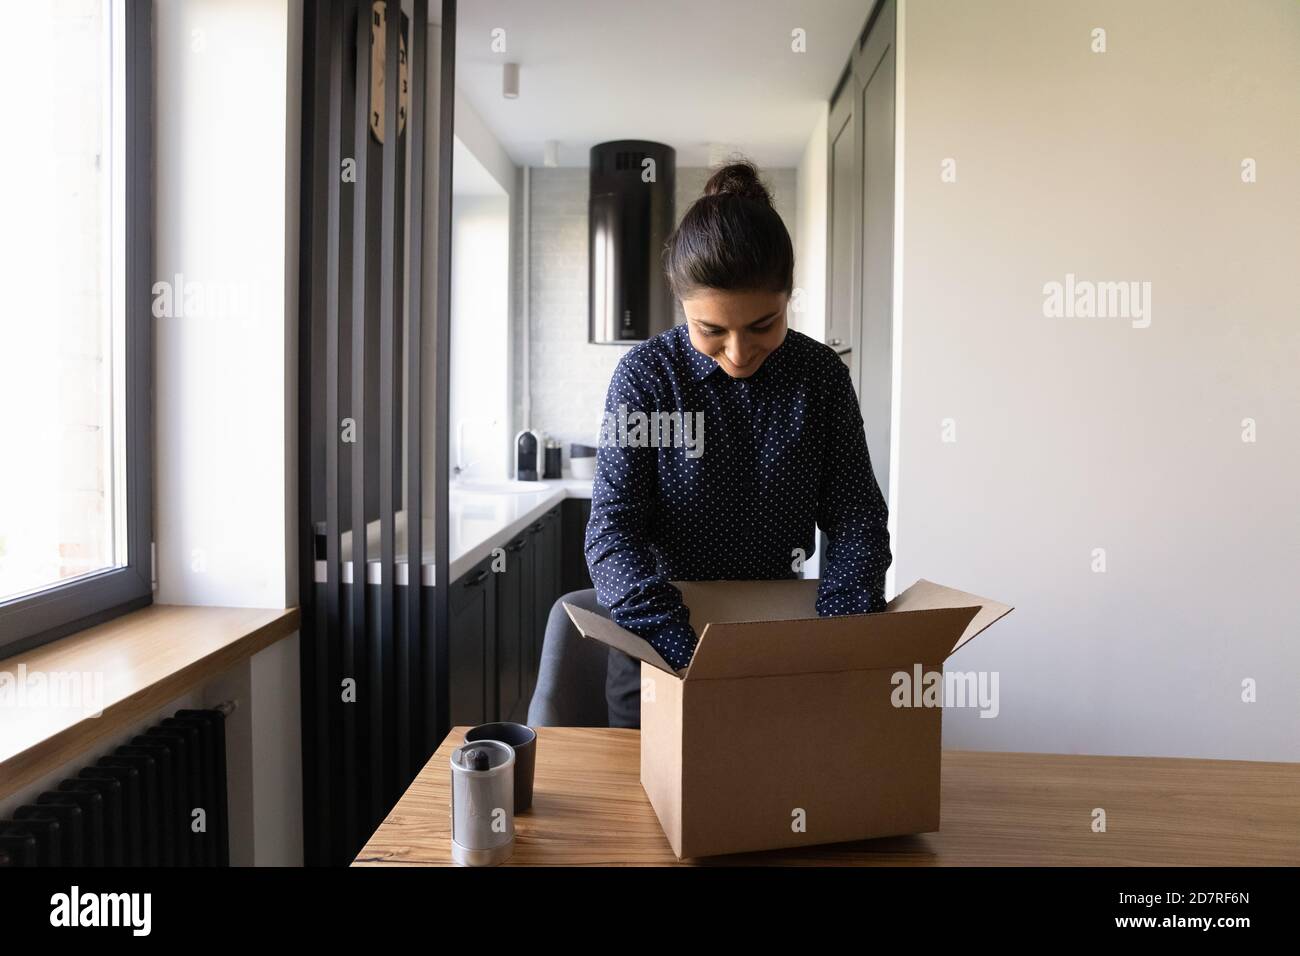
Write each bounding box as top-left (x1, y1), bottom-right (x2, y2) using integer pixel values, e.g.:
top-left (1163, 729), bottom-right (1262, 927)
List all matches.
top-left (297, 0), bottom-right (454, 867)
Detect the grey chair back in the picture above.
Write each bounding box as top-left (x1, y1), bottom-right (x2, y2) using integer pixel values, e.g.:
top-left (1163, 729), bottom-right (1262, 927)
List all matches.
top-left (526, 589), bottom-right (611, 727)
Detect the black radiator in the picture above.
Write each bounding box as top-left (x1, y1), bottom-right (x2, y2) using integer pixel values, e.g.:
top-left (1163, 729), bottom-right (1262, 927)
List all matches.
top-left (0, 708), bottom-right (230, 867)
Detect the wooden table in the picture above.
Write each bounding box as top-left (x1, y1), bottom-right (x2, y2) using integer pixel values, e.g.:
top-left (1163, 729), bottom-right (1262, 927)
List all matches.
top-left (354, 726), bottom-right (1300, 866)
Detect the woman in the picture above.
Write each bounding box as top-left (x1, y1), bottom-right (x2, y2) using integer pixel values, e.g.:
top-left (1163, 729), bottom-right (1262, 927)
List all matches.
top-left (544, 161), bottom-right (892, 729)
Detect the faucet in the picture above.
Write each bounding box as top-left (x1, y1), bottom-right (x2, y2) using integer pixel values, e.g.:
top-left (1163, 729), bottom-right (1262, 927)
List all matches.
top-left (453, 421), bottom-right (476, 477)
top-left (453, 417), bottom-right (500, 478)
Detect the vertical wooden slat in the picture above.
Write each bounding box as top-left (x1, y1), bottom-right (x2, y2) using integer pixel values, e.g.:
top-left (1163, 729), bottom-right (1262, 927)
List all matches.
top-left (294, 0), bottom-right (317, 867)
top-left (430, 0), bottom-right (456, 748)
top-left (346, 0), bottom-right (371, 854)
top-left (402, 0), bottom-right (428, 779)
top-left (374, 0), bottom-right (400, 821)
top-left (297, 0), bottom-right (333, 869)
top-left (321, 0), bottom-right (347, 867)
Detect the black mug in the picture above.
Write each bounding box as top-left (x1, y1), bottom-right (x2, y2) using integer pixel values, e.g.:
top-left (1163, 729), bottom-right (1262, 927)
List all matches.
top-left (465, 722), bottom-right (537, 813)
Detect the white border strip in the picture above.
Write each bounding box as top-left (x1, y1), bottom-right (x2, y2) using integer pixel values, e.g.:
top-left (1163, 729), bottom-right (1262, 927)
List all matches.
top-left (316, 560), bottom-right (436, 588)
top-left (885, 0), bottom-right (906, 601)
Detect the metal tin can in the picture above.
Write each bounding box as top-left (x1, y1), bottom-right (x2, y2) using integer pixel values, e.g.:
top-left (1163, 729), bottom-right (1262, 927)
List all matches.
top-left (449, 739), bottom-right (516, 866)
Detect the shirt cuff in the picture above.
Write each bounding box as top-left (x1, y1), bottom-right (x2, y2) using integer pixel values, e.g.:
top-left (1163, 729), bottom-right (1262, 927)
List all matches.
top-left (816, 582), bottom-right (885, 617)
top-left (640, 620), bottom-right (699, 670)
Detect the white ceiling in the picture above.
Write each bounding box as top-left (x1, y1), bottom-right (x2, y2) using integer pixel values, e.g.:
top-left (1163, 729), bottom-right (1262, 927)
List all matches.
top-left (444, 0), bottom-right (872, 168)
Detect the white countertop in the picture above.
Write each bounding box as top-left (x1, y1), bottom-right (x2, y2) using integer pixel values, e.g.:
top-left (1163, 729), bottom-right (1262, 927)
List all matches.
top-left (324, 477), bottom-right (593, 586)
top-left (446, 477), bottom-right (592, 580)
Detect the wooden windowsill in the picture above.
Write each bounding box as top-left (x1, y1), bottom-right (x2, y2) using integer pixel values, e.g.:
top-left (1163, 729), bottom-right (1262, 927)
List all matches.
top-left (0, 603), bottom-right (300, 801)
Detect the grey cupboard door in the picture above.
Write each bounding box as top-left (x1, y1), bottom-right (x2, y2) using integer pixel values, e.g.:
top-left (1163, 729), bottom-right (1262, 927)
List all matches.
top-left (495, 534), bottom-right (528, 723)
top-left (826, 77), bottom-right (859, 366)
top-left (853, 0), bottom-right (896, 499)
top-left (523, 518), bottom-right (548, 703)
top-left (535, 508), bottom-right (562, 678)
top-left (515, 526), bottom-right (538, 718)
top-left (561, 498), bottom-right (593, 594)
top-left (449, 560), bottom-right (495, 727)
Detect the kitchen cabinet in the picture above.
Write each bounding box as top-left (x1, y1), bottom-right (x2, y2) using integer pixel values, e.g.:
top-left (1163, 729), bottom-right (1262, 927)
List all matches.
top-left (453, 502), bottom-right (573, 727)
top-left (524, 506), bottom-right (563, 705)
top-left (449, 556), bottom-right (495, 727)
top-left (494, 533), bottom-right (529, 724)
top-left (561, 497), bottom-right (594, 594)
top-left (513, 527), bottom-right (538, 721)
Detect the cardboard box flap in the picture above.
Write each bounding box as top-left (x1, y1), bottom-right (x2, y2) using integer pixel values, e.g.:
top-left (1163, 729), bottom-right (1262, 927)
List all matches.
top-left (561, 602), bottom-right (681, 678)
top-left (681, 605), bottom-right (981, 681)
top-left (886, 579), bottom-right (1014, 654)
top-left (673, 579), bottom-right (820, 629)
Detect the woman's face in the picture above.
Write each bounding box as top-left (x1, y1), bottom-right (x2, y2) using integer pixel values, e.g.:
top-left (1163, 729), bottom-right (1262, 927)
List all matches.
top-left (682, 288), bottom-right (789, 378)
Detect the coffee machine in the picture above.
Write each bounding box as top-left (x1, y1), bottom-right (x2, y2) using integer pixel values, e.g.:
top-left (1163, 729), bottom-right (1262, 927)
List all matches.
top-left (514, 429), bottom-right (544, 480)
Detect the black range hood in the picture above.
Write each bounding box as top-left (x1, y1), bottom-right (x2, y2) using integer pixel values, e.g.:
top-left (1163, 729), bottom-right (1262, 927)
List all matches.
top-left (588, 140), bottom-right (676, 344)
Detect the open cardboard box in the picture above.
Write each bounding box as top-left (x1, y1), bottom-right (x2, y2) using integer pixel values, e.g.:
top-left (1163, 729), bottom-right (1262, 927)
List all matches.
top-left (564, 578), bottom-right (1013, 859)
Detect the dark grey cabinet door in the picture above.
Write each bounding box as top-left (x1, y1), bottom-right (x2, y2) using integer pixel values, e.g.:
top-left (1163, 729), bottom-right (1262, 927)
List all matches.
top-left (561, 497), bottom-right (594, 594)
top-left (522, 507), bottom-right (563, 704)
top-left (449, 560), bottom-right (495, 727)
top-left (544, 505), bottom-right (562, 601)
top-left (494, 535), bottom-right (528, 723)
top-left (523, 518), bottom-right (545, 704)
top-left (541, 508), bottom-right (562, 670)
top-left (515, 527), bottom-right (537, 717)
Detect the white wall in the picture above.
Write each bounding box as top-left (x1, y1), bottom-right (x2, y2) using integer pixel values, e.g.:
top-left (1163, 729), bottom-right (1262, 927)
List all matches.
top-left (895, 0), bottom-right (1300, 760)
top-left (154, 0), bottom-right (296, 610)
top-left (450, 147), bottom-right (511, 481)
top-left (428, 84), bottom-right (519, 492)
top-left (150, 0), bottom-right (303, 863)
top-left (454, 88), bottom-right (516, 201)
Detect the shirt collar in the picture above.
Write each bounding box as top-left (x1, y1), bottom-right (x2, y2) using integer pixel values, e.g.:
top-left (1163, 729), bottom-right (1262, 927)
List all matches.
top-left (757, 330), bottom-right (794, 379)
top-left (677, 324), bottom-right (722, 381)
top-left (677, 322), bottom-right (797, 383)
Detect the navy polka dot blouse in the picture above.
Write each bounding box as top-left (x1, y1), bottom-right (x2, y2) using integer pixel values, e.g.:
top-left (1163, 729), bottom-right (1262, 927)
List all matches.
top-left (584, 323), bottom-right (893, 670)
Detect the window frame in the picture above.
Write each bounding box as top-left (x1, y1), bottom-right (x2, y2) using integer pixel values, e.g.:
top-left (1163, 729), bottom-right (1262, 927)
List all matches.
top-left (0, 0), bottom-right (153, 656)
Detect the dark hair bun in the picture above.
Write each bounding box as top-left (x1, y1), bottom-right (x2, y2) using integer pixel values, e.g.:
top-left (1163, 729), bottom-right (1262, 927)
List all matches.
top-left (664, 156), bottom-right (793, 298)
top-left (702, 161), bottom-right (773, 207)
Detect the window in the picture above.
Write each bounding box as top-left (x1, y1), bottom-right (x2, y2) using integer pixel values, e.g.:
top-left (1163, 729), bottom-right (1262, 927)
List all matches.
top-left (0, 0), bottom-right (152, 653)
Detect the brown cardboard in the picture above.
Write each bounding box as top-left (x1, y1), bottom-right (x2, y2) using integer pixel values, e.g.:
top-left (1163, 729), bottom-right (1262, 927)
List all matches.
top-left (562, 577), bottom-right (1014, 859)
